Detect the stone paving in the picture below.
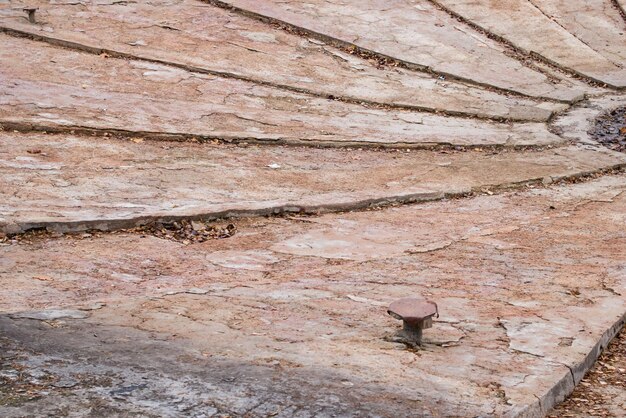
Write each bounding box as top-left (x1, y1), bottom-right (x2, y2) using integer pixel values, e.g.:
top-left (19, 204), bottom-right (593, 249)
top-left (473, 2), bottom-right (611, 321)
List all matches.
top-left (208, 0), bottom-right (587, 99)
top-left (0, 35), bottom-right (566, 146)
top-left (432, 0), bottom-right (626, 87)
top-left (4, 131), bottom-right (625, 234)
top-left (0, 0), bottom-right (572, 120)
top-left (1, 0), bottom-right (626, 417)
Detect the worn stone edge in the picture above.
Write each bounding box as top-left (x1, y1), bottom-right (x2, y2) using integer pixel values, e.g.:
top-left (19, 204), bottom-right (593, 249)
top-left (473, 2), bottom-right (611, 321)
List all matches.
top-left (0, 120), bottom-right (568, 150)
top-left (3, 162), bottom-right (625, 236)
top-left (1, 190), bottom-right (457, 235)
top-left (510, 313), bottom-right (626, 418)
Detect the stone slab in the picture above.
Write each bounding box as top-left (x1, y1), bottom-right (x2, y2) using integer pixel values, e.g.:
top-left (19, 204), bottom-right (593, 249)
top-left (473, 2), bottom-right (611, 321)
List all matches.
top-left (1, 130), bottom-right (624, 234)
top-left (527, 60), bottom-right (609, 98)
top-left (0, 34), bottom-right (565, 148)
top-left (1, 176), bottom-right (625, 416)
top-left (0, 1), bottom-right (568, 120)
top-left (530, 0), bottom-right (626, 68)
top-left (212, 0), bottom-right (587, 101)
top-left (433, 0), bottom-right (626, 87)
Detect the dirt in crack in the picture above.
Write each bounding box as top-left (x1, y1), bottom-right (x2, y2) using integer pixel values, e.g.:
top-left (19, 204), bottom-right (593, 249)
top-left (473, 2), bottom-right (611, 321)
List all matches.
top-left (590, 106), bottom-right (626, 153)
top-left (1, 220), bottom-right (237, 245)
top-left (136, 220), bottom-right (237, 244)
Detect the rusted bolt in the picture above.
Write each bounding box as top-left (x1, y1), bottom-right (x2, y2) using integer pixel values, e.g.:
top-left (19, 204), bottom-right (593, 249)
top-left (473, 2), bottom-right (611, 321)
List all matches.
top-left (23, 7), bottom-right (37, 24)
top-left (388, 298), bottom-right (438, 345)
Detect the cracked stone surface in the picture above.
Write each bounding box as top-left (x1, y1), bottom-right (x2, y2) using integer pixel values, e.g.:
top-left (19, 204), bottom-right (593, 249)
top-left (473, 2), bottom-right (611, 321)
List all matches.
top-left (1, 177), bottom-right (626, 417)
top-left (528, 0), bottom-right (626, 68)
top-left (212, 0), bottom-right (595, 100)
top-left (433, 0), bottom-right (626, 87)
top-left (548, 325), bottom-right (626, 417)
top-left (0, 35), bottom-right (565, 148)
top-left (0, 0), bottom-right (567, 121)
top-left (1, 0), bottom-right (626, 416)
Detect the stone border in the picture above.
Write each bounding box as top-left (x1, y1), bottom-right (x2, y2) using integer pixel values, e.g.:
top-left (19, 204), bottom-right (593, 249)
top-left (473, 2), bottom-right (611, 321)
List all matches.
top-left (515, 313), bottom-right (626, 417)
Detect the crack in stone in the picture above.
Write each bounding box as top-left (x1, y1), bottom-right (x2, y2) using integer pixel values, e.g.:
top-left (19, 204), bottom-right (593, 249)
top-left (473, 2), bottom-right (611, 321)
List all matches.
top-left (610, 0), bottom-right (626, 22)
top-left (526, 0), bottom-right (611, 67)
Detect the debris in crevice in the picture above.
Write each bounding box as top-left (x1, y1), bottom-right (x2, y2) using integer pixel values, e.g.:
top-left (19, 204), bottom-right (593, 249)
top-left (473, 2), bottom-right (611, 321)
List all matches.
top-left (0, 220), bottom-right (237, 245)
top-left (203, 0), bottom-right (594, 100)
top-left (130, 220), bottom-right (237, 244)
top-left (589, 106), bottom-right (626, 153)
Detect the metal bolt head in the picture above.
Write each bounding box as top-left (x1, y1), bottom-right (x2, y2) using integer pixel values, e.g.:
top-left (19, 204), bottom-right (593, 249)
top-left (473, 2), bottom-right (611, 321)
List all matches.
top-left (388, 298), bottom-right (438, 344)
top-left (388, 297), bottom-right (438, 324)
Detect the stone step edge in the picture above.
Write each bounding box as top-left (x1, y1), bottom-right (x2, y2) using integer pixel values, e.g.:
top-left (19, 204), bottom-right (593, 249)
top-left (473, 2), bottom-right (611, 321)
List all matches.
top-left (514, 312), bottom-right (626, 417)
top-left (3, 163), bottom-right (625, 236)
top-left (0, 121), bottom-right (568, 151)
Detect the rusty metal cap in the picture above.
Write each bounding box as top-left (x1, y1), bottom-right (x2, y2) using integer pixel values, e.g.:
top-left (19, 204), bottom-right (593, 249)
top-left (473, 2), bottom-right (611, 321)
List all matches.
top-left (388, 298), bottom-right (438, 324)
